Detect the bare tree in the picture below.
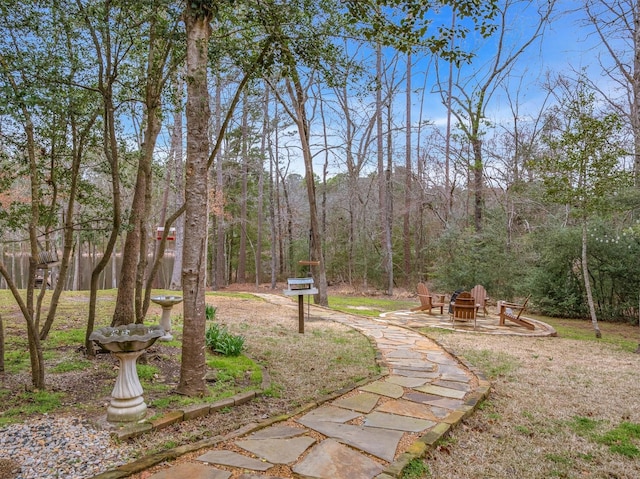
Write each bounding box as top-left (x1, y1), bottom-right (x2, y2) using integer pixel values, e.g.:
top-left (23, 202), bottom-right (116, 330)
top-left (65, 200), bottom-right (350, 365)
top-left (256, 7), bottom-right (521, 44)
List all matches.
top-left (438, 0), bottom-right (555, 232)
top-left (583, 0), bottom-right (640, 184)
top-left (178, 1), bottom-right (212, 397)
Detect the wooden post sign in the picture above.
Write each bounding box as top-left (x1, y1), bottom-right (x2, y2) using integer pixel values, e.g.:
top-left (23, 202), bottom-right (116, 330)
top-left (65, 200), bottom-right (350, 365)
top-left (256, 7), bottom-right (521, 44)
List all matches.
top-left (283, 277), bottom-right (318, 333)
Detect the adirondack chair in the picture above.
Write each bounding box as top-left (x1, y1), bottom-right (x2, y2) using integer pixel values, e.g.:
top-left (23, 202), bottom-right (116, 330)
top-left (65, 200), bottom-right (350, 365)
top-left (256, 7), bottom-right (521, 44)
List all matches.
top-left (450, 291), bottom-right (478, 329)
top-left (499, 295), bottom-right (535, 330)
top-left (470, 285), bottom-right (489, 316)
top-left (411, 283), bottom-right (446, 314)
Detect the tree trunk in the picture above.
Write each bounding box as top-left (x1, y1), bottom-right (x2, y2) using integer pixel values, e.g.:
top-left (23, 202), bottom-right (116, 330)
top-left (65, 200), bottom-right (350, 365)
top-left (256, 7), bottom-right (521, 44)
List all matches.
top-left (403, 51), bottom-right (412, 281)
top-left (237, 94), bottom-right (248, 283)
top-left (178, 5), bottom-right (211, 397)
top-left (0, 311), bottom-right (4, 372)
top-left (385, 98), bottom-right (394, 295)
top-left (40, 109), bottom-right (99, 339)
top-left (582, 221), bottom-right (602, 338)
top-left (279, 66), bottom-right (328, 303)
top-left (214, 77), bottom-right (227, 290)
top-left (169, 95), bottom-right (185, 290)
top-left (257, 86), bottom-right (269, 287)
top-left (114, 68), bottom-right (164, 325)
top-left (376, 44), bottom-right (393, 295)
top-left (86, 84), bottom-right (122, 357)
top-left (471, 135), bottom-right (484, 233)
top-left (0, 262), bottom-right (43, 388)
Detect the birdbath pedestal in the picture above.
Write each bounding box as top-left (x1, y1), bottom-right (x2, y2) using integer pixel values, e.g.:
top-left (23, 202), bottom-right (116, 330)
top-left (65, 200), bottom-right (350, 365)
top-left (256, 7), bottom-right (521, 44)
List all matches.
top-left (89, 324), bottom-right (164, 423)
top-left (150, 295), bottom-right (183, 341)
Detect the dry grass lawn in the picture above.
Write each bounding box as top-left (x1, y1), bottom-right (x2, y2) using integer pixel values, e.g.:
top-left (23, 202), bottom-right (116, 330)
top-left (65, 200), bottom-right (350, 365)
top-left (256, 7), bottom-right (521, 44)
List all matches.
top-left (419, 322), bottom-right (640, 479)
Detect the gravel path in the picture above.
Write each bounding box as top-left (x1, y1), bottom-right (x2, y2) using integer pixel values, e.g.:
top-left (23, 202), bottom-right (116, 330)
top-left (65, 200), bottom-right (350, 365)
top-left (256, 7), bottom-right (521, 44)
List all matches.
top-left (0, 416), bottom-right (131, 479)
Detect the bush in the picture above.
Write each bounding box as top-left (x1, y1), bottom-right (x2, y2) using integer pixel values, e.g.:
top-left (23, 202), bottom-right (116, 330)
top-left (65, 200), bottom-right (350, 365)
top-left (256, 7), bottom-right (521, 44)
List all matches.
top-left (205, 304), bottom-right (217, 321)
top-left (528, 220), bottom-right (640, 321)
top-left (205, 323), bottom-right (245, 356)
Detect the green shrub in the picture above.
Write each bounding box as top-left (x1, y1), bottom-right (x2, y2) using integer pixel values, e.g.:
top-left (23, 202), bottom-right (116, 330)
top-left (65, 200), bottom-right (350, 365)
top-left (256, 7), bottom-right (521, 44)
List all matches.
top-left (205, 323), bottom-right (245, 356)
top-left (205, 304), bottom-right (217, 321)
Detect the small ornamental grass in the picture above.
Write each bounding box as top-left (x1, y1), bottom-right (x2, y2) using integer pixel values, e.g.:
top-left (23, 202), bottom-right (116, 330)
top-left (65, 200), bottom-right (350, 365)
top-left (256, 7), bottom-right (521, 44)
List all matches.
top-left (205, 304), bottom-right (217, 321)
top-left (205, 322), bottom-right (245, 356)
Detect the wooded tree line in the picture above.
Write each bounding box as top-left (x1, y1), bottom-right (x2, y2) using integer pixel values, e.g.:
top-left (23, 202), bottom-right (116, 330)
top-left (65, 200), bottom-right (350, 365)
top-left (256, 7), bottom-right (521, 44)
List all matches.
top-left (2, 0), bottom-right (640, 391)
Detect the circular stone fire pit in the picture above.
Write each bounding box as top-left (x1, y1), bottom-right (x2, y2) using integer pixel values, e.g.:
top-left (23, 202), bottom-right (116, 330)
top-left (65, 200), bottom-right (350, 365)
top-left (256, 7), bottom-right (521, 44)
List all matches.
top-left (150, 295), bottom-right (183, 341)
top-left (90, 324), bottom-right (164, 423)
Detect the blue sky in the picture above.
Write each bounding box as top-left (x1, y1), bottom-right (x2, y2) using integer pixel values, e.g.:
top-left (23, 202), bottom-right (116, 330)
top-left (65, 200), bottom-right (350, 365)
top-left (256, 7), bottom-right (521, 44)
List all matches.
top-left (278, 1), bottom-right (615, 177)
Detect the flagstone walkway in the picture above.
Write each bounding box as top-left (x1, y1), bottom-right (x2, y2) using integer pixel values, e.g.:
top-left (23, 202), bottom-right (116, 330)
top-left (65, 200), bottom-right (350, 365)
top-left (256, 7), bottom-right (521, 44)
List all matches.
top-left (97, 294), bottom-right (494, 479)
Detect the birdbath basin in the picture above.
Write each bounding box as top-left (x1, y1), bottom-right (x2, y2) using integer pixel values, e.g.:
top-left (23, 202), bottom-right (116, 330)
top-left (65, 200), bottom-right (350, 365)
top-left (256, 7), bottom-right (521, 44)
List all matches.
top-left (90, 324), bottom-right (164, 423)
top-left (151, 295), bottom-right (183, 341)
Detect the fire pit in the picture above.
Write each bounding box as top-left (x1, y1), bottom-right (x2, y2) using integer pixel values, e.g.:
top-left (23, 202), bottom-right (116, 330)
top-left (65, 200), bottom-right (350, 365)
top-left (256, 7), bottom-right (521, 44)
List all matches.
top-left (89, 324), bottom-right (164, 422)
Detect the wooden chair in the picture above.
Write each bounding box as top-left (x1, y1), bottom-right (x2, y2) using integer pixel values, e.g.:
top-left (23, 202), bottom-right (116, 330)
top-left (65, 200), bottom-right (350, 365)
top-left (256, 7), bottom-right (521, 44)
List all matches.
top-left (498, 295), bottom-right (535, 330)
top-left (411, 283), bottom-right (446, 314)
top-left (470, 284), bottom-right (489, 316)
top-left (450, 291), bottom-right (478, 329)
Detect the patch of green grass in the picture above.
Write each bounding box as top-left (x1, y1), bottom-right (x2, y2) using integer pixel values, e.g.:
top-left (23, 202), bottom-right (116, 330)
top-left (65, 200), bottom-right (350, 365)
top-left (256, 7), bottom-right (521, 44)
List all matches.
top-left (206, 354), bottom-right (261, 383)
top-left (568, 416), bottom-right (601, 435)
top-left (0, 390), bottom-right (63, 426)
top-left (51, 358), bottom-right (92, 373)
top-left (262, 383), bottom-right (283, 398)
top-left (48, 328), bottom-right (85, 348)
top-left (458, 349), bottom-right (520, 380)
top-left (161, 439), bottom-right (178, 450)
top-left (142, 382), bottom-right (171, 394)
top-left (402, 458), bottom-right (430, 478)
top-left (326, 295), bottom-right (416, 317)
top-left (541, 317), bottom-right (638, 352)
top-left (568, 416), bottom-right (640, 458)
top-left (595, 422), bottom-right (640, 457)
top-left (4, 350), bottom-right (30, 373)
top-left (136, 364), bottom-right (160, 381)
top-left (149, 361), bottom-right (261, 409)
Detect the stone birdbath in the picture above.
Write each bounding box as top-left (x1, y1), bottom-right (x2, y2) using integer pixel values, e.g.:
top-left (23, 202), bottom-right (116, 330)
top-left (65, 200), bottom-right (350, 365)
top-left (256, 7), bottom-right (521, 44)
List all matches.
top-left (89, 324), bottom-right (164, 423)
top-left (150, 295), bottom-right (183, 341)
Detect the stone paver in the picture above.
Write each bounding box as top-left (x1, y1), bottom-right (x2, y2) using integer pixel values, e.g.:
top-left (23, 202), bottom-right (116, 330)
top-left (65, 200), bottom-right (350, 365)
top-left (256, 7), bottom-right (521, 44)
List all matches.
top-left (364, 411), bottom-right (436, 432)
top-left (386, 375), bottom-right (429, 388)
top-left (292, 439), bottom-right (385, 479)
top-left (376, 398), bottom-right (442, 420)
top-left (332, 391), bottom-right (380, 413)
top-left (246, 424), bottom-right (306, 439)
top-left (359, 379), bottom-right (405, 398)
top-left (295, 420), bottom-right (403, 462)
top-left (297, 405), bottom-right (361, 424)
top-left (236, 436), bottom-right (316, 464)
top-left (147, 462), bottom-right (230, 479)
top-left (103, 293), bottom-right (516, 479)
top-left (415, 384), bottom-right (468, 399)
top-left (197, 450), bottom-right (273, 472)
